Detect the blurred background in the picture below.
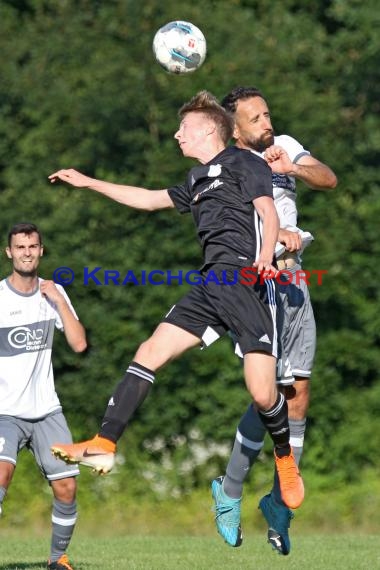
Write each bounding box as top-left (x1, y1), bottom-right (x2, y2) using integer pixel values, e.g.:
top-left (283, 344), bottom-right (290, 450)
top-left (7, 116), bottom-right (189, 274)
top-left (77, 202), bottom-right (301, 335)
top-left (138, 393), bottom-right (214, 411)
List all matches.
top-left (1, 0), bottom-right (379, 536)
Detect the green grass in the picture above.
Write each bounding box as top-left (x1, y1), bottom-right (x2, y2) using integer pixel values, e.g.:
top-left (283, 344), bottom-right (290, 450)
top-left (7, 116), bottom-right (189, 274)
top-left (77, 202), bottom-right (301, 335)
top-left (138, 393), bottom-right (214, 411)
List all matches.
top-left (0, 535), bottom-right (379, 570)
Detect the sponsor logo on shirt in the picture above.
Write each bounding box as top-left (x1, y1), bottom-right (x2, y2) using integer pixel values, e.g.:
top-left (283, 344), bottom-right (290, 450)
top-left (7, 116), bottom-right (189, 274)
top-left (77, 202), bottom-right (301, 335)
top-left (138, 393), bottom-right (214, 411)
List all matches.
top-left (8, 326), bottom-right (47, 351)
top-left (272, 173), bottom-right (296, 193)
top-left (192, 179), bottom-right (223, 203)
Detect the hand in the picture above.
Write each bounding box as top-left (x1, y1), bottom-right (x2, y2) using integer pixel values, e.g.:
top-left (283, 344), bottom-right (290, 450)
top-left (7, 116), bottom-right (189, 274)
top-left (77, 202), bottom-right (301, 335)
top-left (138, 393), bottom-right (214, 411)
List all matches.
top-left (264, 145), bottom-right (294, 175)
top-left (252, 259), bottom-right (278, 279)
top-left (40, 280), bottom-right (65, 305)
top-left (48, 168), bottom-right (93, 187)
top-left (278, 229), bottom-right (302, 252)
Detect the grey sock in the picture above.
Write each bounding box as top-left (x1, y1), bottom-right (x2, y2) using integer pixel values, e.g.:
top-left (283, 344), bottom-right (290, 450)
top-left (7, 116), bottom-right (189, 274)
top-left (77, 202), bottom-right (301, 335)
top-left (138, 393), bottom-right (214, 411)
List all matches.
top-left (272, 418), bottom-right (306, 504)
top-left (223, 404), bottom-right (266, 498)
top-left (50, 498), bottom-right (77, 561)
top-left (0, 486), bottom-right (6, 515)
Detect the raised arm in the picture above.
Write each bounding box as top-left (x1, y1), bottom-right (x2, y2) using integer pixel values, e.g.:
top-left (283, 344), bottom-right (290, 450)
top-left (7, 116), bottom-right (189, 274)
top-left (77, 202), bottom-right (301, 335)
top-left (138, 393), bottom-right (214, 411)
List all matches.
top-left (40, 280), bottom-right (87, 353)
top-left (264, 146), bottom-right (338, 190)
top-left (48, 168), bottom-right (175, 211)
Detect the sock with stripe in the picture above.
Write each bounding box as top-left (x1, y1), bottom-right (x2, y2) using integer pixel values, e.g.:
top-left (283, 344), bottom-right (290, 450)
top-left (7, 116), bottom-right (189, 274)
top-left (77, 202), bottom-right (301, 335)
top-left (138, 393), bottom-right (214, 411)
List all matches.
top-left (49, 498), bottom-right (77, 562)
top-left (98, 361), bottom-right (155, 443)
top-left (258, 392), bottom-right (291, 455)
top-left (223, 404), bottom-right (266, 499)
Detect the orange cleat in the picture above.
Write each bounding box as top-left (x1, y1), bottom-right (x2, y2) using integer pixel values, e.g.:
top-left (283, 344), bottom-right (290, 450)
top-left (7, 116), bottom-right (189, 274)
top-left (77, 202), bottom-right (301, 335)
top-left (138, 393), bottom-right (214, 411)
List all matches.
top-left (274, 449), bottom-right (304, 509)
top-left (47, 553), bottom-right (75, 569)
top-left (51, 435), bottom-right (116, 475)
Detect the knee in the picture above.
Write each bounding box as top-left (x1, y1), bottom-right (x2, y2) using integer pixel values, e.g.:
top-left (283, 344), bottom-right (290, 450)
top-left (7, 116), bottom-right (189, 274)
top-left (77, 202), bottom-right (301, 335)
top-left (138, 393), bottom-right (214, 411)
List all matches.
top-left (135, 338), bottom-right (152, 359)
top-left (284, 381), bottom-right (310, 419)
top-left (134, 338), bottom-right (157, 368)
top-left (0, 462), bottom-right (15, 488)
top-left (134, 337), bottom-right (173, 371)
top-left (52, 477), bottom-right (77, 503)
top-left (253, 393), bottom-right (277, 411)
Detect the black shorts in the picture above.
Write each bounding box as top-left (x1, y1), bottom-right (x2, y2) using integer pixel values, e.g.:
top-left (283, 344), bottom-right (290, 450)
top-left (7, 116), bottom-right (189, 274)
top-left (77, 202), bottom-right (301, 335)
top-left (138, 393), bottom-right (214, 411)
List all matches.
top-left (162, 265), bottom-right (279, 356)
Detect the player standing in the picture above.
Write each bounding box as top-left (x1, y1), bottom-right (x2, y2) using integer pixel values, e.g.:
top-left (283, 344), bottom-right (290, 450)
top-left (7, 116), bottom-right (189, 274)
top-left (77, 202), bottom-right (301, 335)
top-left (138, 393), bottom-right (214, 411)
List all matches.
top-left (0, 223), bottom-right (87, 570)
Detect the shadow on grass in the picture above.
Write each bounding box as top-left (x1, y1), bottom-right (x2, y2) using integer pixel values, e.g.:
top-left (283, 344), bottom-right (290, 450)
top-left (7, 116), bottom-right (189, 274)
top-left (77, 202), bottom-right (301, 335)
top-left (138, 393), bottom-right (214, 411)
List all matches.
top-left (0, 560), bottom-right (46, 570)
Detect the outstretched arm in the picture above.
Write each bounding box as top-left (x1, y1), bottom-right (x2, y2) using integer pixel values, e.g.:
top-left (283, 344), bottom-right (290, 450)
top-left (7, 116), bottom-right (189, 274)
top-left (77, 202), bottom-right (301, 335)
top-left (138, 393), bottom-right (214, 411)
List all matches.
top-left (264, 146), bottom-right (338, 190)
top-left (49, 168), bottom-right (175, 211)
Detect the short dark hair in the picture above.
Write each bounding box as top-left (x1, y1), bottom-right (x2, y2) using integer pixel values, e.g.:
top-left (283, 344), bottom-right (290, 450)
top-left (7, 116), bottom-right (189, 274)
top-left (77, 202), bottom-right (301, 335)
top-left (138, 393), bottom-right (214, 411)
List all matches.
top-left (178, 90), bottom-right (234, 145)
top-left (8, 223), bottom-right (42, 247)
top-left (221, 86), bottom-right (265, 114)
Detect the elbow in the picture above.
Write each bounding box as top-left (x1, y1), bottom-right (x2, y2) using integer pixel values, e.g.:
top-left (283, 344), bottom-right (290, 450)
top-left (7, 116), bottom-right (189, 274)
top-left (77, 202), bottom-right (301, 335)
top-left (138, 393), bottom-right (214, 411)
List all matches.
top-left (134, 201), bottom-right (156, 212)
top-left (314, 174), bottom-right (338, 191)
top-left (328, 174), bottom-right (338, 189)
top-left (73, 338), bottom-right (87, 353)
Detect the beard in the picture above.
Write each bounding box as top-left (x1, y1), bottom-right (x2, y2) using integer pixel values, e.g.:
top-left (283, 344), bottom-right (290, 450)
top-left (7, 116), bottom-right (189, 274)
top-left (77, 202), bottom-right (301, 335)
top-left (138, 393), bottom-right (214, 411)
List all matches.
top-left (247, 130), bottom-right (274, 153)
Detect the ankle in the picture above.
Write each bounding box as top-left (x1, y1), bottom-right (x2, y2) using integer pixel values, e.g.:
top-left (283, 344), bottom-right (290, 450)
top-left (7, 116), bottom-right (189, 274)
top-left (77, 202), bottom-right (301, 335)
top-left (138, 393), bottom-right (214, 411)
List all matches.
top-left (275, 444), bottom-right (291, 458)
top-left (94, 434), bottom-right (116, 452)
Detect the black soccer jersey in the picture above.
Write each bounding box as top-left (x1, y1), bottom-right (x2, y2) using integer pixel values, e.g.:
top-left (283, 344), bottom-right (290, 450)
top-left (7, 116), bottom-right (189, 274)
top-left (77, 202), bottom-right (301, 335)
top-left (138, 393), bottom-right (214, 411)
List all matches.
top-left (167, 146), bottom-right (274, 268)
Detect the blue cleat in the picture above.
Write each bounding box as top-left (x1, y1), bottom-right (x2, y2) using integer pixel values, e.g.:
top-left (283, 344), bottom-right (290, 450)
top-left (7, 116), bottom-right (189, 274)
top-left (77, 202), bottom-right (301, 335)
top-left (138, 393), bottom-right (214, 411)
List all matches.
top-left (259, 493), bottom-right (294, 555)
top-left (211, 476), bottom-right (243, 547)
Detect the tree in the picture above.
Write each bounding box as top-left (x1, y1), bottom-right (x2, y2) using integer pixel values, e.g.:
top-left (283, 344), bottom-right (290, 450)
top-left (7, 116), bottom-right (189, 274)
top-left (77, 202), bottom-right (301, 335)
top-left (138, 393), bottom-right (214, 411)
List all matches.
top-left (0, 0), bottom-right (379, 501)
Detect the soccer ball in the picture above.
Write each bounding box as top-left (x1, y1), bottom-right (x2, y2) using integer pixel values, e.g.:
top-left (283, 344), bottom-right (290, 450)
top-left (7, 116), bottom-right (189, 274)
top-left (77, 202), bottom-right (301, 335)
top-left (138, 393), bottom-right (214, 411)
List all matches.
top-left (152, 21), bottom-right (207, 74)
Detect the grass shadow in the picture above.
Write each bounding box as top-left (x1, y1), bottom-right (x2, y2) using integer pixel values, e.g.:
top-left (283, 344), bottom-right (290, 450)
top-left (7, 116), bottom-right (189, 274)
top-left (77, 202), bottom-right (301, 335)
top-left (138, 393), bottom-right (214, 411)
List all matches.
top-left (0, 560), bottom-right (46, 570)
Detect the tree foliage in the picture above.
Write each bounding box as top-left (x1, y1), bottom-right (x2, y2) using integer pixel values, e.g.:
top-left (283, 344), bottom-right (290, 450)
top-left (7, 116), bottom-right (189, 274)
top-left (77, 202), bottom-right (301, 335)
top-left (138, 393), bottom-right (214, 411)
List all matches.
top-left (0, 0), bottom-right (379, 500)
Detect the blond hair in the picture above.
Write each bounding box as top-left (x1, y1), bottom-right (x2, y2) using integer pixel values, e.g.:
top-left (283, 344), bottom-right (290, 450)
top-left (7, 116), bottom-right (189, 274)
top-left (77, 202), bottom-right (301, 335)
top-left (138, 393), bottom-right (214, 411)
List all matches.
top-left (178, 90), bottom-right (234, 145)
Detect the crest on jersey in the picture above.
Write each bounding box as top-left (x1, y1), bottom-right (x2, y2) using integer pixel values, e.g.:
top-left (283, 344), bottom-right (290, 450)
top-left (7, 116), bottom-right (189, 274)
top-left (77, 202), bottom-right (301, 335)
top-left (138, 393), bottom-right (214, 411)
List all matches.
top-left (208, 164), bottom-right (222, 177)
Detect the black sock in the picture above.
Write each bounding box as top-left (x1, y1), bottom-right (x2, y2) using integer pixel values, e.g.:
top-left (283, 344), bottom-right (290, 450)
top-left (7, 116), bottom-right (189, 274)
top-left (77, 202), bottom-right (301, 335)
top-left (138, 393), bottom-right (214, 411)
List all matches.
top-left (258, 393), bottom-right (290, 455)
top-left (99, 361), bottom-right (155, 443)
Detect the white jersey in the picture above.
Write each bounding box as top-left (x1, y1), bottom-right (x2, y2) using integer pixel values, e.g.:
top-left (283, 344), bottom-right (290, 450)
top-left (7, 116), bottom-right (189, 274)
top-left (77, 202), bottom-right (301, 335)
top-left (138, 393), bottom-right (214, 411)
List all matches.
top-left (271, 134), bottom-right (309, 229)
top-left (252, 134), bottom-right (314, 258)
top-left (0, 278), bottom-right (78, 419)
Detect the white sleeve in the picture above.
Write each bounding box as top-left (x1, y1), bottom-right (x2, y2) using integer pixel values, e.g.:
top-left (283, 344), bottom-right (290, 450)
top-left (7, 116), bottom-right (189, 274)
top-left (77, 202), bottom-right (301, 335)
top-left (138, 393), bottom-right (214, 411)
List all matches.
top-left (54, 284), bottom-right (79, 331)
top-left (275, 134), bottom-right (310, 164)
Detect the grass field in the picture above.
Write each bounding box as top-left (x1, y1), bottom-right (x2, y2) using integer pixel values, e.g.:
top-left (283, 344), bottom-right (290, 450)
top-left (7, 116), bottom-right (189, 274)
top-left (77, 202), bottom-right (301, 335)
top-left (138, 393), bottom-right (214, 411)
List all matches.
top-left (0, 535), bottom-right (379, 570)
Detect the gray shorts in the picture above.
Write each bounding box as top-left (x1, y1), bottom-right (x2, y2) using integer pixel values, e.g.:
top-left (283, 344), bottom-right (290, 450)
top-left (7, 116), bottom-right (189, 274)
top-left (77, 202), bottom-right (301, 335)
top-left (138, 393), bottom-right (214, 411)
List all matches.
top-left (278, 264), bottom-right (316, 382)
top-left (0, 410), bottom-right (80, 481)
